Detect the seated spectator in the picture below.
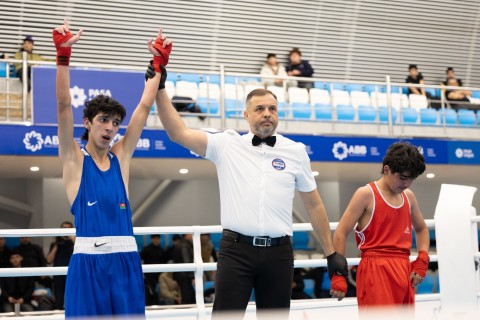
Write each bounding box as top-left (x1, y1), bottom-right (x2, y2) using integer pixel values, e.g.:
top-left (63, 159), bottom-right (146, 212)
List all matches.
top-left (165, 234), bottom-right (182, 263)
top-left (140, 234), bottom-right (167, 305)
top-left (0, 53), bottom-right (9, 59)
top-left (14, 237), bottom-right (46, 268)
top-left (14, 36), bottom-right (51, 93)
top-left (0, 237), bottom-right (12, 268)
top-left (0, 251), bottom-right (35, 312)
top-left (46, 221), bottom-right (74, 310)
top-left (14, 237), bottom-right (51, 289)
top-left (286, 48), bottom-right (314, 89)
top-left (159, 272), bottom-right (182, 305)
top-left (291, 268), bottom-right (311, 300)
top-left (445, 78), bottom-right (472, 102)
top-left (260, 53), bottom-right (289, 87)
top-left (405, 64), bottom-right (429, 97)
top-left (200, 233), bottom-right (217, 282)
top-left (442, 67), bottom-right (463, 86)
top-left (172, 234), bottom-right (195, 304)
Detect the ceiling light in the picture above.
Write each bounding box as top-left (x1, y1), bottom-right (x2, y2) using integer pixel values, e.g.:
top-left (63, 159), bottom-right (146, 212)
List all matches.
top-left (179, 168), bottom-right (189, 174)
top-left (426, 173), bottom-right (435, 179)
top-left (30, 166), bottom-right (40, 172)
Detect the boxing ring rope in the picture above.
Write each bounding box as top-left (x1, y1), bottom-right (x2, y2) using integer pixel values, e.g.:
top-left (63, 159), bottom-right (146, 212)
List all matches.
top-left (0, 216), bottom-right (477, 319)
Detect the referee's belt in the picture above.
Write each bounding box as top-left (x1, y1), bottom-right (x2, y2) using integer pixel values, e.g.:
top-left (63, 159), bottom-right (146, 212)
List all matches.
top-left (222, 229), bottom-right (290, 247)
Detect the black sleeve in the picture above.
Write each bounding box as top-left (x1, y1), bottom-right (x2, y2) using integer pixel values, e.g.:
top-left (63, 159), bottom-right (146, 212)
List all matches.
top-left (301, 61), bottom-right (314, 77)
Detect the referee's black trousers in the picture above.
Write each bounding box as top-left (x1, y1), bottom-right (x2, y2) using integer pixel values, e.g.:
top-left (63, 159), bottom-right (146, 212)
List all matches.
top-left (212, 231), bottom-right (294, 319)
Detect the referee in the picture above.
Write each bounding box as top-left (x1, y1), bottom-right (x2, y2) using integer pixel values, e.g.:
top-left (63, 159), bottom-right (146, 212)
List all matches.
top-left (153, 82), bottom-right (348, 318)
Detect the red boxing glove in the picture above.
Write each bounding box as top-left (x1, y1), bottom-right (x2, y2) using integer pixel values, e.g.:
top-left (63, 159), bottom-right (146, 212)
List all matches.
top-left (331, 274), bottom-right (347, 294)
top-left (52, 30), bottom-right (73, 66)
top-left (411, 250), bottom-right (430, 278)
top-left (152, 37), bottom-right (172, 72)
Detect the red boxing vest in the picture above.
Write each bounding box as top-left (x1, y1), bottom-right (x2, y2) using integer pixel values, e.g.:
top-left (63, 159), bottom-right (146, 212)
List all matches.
top-left (355, 181), bottom-right (412, 255)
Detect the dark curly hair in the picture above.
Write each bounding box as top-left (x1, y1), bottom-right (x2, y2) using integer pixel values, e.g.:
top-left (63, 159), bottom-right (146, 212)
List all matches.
top-left (81, 95), bottom-right (126, 141)
top-left (381, 141), bottom-right (426, 179)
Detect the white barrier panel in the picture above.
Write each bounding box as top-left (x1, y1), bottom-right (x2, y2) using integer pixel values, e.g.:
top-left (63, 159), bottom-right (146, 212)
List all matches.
top-left (434, 183), bottom-right (478, 318)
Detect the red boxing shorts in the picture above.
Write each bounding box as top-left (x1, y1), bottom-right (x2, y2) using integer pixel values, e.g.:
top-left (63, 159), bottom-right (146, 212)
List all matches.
top-left (356, 252), bottom-right (414, 308)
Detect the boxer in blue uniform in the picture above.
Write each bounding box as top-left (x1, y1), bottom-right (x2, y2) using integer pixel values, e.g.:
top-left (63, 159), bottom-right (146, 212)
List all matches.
top-left (53, 19), bottom-right (172, 318)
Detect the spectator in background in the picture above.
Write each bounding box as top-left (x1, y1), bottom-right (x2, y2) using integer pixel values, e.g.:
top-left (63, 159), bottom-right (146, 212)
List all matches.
top-left (14, 237), bottom-right (46, 268)
top-left (445, 78), bottom-right (472, 110)
top-left (14, 36), bottom-right (50, 92)
top-left (405, 64), bottom-right (427, 96)
top-left (260, 53), bottom-right (289, 87)
top-left (15, 236), bottom-right (51, 290)
top-left (442, 67), bottom-right (463, 86)
top-left (140, 234), bottom-right (167, 305)
top-left (159, 272), bottom-right (182, 305)
top-left (172, 234), bottom-right (195, 304)
top-left (291, 268), bottom-right (311, 300)
top-left (0, 237), bottom-right (12, 268)
top-left (0, 53), bottom-right (9, 59)
top-left (286, 48), bottom-right (314, 89)
top-left (46, 221), bottom-right (74, 310)
top-left (0, 251), bottom-right (36, 312)
top-left (165, 234), bottom-right (182, 263)
top-left (200, 233), bottom-right (218, 282)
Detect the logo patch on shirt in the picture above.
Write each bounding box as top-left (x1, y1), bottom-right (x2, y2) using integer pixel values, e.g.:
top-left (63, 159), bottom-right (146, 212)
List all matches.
top-left (404, 226), bottom-right (410, 234)
top-left (87, 201), bottom-right (97, 207)
top-left (271, 158), bottom-right (286, 170)
top-left (119, 202), bottom-right (126, 210)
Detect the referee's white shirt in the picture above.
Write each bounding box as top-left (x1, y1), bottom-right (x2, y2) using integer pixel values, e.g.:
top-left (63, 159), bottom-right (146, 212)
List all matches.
top-left (205, 130), bottom-right (317, 238)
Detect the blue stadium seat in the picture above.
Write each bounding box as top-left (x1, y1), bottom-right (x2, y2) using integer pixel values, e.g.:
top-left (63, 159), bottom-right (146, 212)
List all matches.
top-left (277, 101), bottom-right (288, 119)
top-left (201, 74), bottom-right (220, 84)
top-left (291, 102), bottom-right (311, 119)
top-left (210, 233), bottom-right (222, 251)
top-left (0, 62), bottom-right (7, 77)
top-left (391, 85), bottom-right (407, 94)
top-left (314, 103), bottom-right (333, 121)
top-left (320, 272), bottom-right (331, 291)
top-left (471, 91), bottom-right (480, 99)
top-left (332, 83), bottom-right (346, 91)
top-left (424, 88), bottom-right (438, 99)
top-left (375, 85), bottom-right (387, 93)
top-left (336, 104), bottom-right (355, 122)
top-left (416, 273), bottom-right (435, 294)
top-left (363, 84), bottom-right (376, 94)
top-left (225, 99), bottom-right (243, 118)
top-left (314, 81), bottom-right (330, 90)
top-left (419, 108), bottom-right (438, 125)
top-left (346, 83), bottom-right (364, 92)
top-left (292, 232), bottom-right (314, 250)
top-left (358, 105), bottom-right (377, 122)
top-left (5, 237), bottom-right (20, 248)
top-left (378, 106), bottom-right (397, 123)
top-left (458, 109), bottom-right (476, 126)
top-left (177, 73), bottom-right (202, 83)
top-left (401, 108), bottom-right (418, 124)
top-left (440, 108), bottom-right (457, 126)
top-left (303, 279), bottom-right (315, 298)
top-left (197, 97), bottom-right (219, 114)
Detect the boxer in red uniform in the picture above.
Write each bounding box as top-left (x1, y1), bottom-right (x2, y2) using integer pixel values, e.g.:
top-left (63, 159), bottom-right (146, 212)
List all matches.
top-left (332, 142), bottom-right (430, 312)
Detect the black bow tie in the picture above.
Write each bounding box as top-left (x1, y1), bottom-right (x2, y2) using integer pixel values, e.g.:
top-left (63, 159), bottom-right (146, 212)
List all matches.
top-left (252, 135), bottom-right (276, 147)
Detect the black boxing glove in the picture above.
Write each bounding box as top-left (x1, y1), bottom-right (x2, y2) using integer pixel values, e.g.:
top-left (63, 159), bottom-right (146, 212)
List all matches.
top-left (145, 61), bottom-right (167, 90)
top-left (327, 251), bottom-right (348, 278)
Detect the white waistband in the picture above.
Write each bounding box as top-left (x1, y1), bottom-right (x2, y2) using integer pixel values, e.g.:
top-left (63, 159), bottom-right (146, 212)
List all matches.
top-left (73, 236), bottom-right (137, 255)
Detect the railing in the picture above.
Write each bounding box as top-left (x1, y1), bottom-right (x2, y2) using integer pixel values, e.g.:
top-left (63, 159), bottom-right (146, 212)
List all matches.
top-left (1, 56), bottom-right (479, 137)
top-left (0, 215), bottom-right (478, 319)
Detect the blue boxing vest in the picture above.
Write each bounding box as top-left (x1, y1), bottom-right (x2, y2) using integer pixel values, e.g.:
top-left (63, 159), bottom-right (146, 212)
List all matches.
top-left (70, 149), bottom-right (133, 237)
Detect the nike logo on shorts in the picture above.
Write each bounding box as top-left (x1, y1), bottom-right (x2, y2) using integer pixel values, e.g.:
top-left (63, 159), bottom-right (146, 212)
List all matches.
top-left (87, 201), bottom-right (98, 207)
top-left (94, 241), bottom-right (109, 247)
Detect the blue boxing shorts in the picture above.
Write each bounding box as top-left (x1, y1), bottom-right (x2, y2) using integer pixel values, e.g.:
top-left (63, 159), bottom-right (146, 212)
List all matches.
top-left (64, 236), bottom-right (145, 319)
